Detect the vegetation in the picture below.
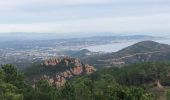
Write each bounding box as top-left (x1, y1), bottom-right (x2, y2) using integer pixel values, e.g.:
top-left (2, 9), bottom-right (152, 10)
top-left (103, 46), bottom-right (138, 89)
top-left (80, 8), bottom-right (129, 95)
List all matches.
top-left (1, 62), bottom-right (170, 100)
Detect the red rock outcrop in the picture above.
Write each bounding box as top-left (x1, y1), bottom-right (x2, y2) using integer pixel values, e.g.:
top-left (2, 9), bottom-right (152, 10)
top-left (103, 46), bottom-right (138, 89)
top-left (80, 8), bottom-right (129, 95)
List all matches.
top-left (44, 57), bottom-right (61, 66)
top-left (84, 64), bottom-right (97, 75)
top-left (41, 57), bottom-right (96, 87)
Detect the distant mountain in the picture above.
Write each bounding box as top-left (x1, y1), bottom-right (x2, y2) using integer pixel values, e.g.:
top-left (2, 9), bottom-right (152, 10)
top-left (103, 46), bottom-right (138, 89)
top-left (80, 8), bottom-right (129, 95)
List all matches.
top-left (0, 35), bottom-right (162, 49)
top-left (83, 41), bottom-right (170, 67)
top-left (25, 57), bottom-right (96, 87)
top-left (0, 32), bottom-right (163, 41)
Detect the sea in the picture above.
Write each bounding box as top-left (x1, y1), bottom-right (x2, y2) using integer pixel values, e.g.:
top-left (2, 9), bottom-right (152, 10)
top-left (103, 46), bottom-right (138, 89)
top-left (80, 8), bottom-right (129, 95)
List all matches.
top-left (84, 39), bottom-right (170, 53)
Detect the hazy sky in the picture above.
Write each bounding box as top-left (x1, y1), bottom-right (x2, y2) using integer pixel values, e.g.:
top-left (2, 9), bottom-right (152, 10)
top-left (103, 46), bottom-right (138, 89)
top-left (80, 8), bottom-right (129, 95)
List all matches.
top-left (0, 0), bottom-right (170, 36)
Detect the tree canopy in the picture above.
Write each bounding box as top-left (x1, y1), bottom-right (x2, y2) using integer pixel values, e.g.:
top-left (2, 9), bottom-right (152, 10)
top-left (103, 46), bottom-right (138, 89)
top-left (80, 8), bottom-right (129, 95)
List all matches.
top-left (2, 62), bottom-right (170, 100)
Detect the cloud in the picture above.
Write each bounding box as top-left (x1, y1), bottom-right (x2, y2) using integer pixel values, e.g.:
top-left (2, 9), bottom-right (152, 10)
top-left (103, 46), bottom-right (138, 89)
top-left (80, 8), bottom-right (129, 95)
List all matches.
top-left (0, 13), bottom-right (169, 34)
top-left (0, 0), bottom-right (113, 13)
top-left (0, 0), bottom-right (170, 35)
top-left (1, 0), bottom-right (170, 24)
top-left (0, 0), bottom-right (113, 9)
top-left (1, 0), bottom-right (169, 11)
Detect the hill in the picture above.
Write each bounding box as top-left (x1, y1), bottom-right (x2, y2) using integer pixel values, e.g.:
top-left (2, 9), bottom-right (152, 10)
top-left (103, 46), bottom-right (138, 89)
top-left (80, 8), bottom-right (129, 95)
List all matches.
top-left (83, 41), bottom-right (170, 67)
top-left (115, 41), bottom-right (170, 56)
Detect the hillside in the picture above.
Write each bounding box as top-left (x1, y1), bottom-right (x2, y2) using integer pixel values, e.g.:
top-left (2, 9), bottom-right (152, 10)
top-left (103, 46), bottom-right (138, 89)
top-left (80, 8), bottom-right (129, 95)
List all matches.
top-left (2, 41), bottom-right (170, 100)
top-left (115, 41), bottom-right (170, 57)
top-left (3, 61), bottom-right (170, 100)
top-left (83, 41), bottom-right (170, 67)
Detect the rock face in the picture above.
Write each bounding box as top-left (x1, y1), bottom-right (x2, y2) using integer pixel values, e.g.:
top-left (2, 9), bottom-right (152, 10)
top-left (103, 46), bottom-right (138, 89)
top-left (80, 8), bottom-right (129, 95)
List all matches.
top-left (42, 57), bottom-right (96, 87)
top-left (44, 58), bottom-right (61, 66)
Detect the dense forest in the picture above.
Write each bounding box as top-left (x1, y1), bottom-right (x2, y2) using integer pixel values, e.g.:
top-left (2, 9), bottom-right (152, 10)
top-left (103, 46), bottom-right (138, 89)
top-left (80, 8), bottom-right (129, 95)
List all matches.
top-left (1, 62), bottom-right (170, 100)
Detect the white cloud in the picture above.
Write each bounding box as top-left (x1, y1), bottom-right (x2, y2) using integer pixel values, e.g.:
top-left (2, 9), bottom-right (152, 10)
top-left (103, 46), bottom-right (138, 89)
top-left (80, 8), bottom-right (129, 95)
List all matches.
top-left (0, 0), bottom-right (113, 8)
top-left (0, 0), bottom-right (114, 12)
top-left (0, 0), bottom-right (170, 35)
top-left (0, 0), bottom-right (169, 11)
top-left (0, 14), bottom-right (169, 34)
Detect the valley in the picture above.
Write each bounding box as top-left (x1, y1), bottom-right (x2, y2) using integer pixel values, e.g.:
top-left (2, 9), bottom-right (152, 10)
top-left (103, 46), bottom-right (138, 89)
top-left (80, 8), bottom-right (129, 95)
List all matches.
top-left (1, 0), bottom-right (170, 99)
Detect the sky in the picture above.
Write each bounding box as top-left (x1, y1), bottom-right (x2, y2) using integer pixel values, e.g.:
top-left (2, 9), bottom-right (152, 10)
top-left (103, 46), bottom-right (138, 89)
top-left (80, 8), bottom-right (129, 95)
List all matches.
top-left (0, 0), bottom-right (170, 36)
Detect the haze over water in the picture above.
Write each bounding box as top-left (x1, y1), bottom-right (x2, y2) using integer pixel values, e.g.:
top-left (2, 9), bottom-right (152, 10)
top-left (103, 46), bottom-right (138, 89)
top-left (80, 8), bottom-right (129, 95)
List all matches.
top-left (85, 39), bottom-right (170, 52)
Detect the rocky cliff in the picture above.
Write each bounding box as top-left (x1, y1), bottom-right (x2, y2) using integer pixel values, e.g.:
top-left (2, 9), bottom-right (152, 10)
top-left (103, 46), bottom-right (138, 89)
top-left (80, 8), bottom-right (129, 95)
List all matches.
top-left (41, 57), bottom-right (96, 87)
